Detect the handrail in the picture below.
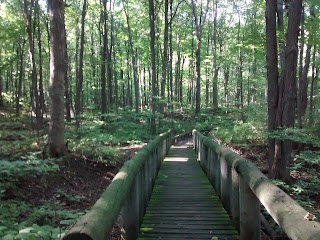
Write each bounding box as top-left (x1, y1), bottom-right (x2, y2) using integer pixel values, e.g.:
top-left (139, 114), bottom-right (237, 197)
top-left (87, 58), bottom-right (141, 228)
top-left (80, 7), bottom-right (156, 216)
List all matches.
top-left (193, 129), bottom-right (320, 240)
top-left (62, 130), bottom-right (172, 240)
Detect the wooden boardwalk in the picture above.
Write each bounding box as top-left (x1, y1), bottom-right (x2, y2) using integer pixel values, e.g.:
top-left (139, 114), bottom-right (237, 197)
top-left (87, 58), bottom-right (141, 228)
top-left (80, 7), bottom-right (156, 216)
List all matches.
top-left (138, 139), bottom-right (239, 240)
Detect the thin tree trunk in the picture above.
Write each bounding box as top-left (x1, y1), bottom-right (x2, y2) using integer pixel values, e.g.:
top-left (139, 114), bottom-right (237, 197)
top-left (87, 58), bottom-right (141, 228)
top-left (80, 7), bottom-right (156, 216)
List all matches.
top-left (124, 4), bottom-right (139, 113)
top-left (36, 0), bottom-right (45, 118)
top-left (75, 0), bottom-right (87, 117)
top-left (298, 43), bottom-right (311, 128)
top-left (161, 0), bottom-right (169, 114)
top-left (148, 0), bottom-right (157, 134)
top-left (266, 0), bottom-right (279, 169)
top-left (179, 56), bottom-right (185, 104)
top-left (224, 65), bottom-right (229, 108)
top-left (191, 0), bottom-right (209, 114)
top-left (23, 0), bottom-right (41, 125)
top-left (111, 11), bottom-right (118, 111)
top-left (205, 31), bottom-right (210, 107)
top-left (169, 0), bottom-right (173, 110)
top-left (65, 41), bottom-right (71, 122)
top-left (309, 45), bottom-right (316, 122)
top-left (16, 41), bottom-right (25, 115)
top-left (101, 0), bottom-right (107, 115)
top-left (212, 0), bottom-right (218, 109)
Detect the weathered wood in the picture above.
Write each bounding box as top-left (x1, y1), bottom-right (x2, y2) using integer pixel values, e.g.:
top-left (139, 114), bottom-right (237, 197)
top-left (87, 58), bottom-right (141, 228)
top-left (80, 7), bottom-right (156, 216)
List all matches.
top-left (62, 130), bottom-right (172, 240)
top-left (239, 175), bottom-right (260, 240)
top-left (193, 130), bottom-right (320, 240)
top-left (139, 139), bottom-right (239, 239)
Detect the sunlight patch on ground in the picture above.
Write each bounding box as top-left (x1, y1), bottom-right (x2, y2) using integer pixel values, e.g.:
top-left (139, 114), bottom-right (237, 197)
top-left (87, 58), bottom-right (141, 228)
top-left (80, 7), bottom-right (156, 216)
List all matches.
top-left (164, 157), bottom-right (189, 162)
top-left (171, 145), bottom-right (189, 149)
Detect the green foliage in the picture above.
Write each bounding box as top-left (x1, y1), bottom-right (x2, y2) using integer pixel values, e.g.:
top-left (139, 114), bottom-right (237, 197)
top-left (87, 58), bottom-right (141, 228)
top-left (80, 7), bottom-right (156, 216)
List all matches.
top-left (210, 106), bottom-right (267, 145)
top-left (0, 200), bottom-right (85, 240)
top-left (269, 128), bottom-right (320, 147)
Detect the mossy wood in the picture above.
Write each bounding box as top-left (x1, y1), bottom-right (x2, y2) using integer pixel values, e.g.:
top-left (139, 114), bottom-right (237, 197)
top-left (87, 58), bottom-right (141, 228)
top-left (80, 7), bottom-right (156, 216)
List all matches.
top-left (193, 130), bottom-right (320, 240)
top-left (62, 130), bottom-right (172, 240)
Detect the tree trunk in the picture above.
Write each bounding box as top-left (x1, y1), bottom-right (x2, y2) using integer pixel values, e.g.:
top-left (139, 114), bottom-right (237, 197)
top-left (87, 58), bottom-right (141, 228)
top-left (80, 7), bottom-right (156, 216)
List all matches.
top-left (309, 45), bottom-right (316, 122)
top-left (23, 0), bottom-right (41, 125)
top-left (205, 31), bottom-right (209, 107)
top-left (191, 0), bottom-right (209, 114)
top-left (124, 4), bottom-right (139, 113)
top-left (65, 41), bottom-right (71, 122)
top-left (298, 43), bottom-right (311, 128)
top-left (101, 0), bottom-right (107, 115)
top-left (148, 0), bottom-right (156, 134)
top-left (212, 0), bottom-right (218, 109)
top-left (75, 0), bottom-right (87, 117)
top-left (111, 12), bottom-right (118, 111)
top-left (180, 56), bottom-right (185, 103)
top-left (47, 0), bottom-right (68, 157)
top-left (16, 41), bottom-right (25, 115)
top-left (161, 0), bottom-right (169, 114)
top-left (272, 0), bottom-right (302, 181)
top-left (36, 0), bottom-right (45, 118)
top-left (224, 65), bottom-right (229, 108)
top-left (0, 50), bottom-right (3, 107)
top-left (266, 0), bottom-right (279, 169)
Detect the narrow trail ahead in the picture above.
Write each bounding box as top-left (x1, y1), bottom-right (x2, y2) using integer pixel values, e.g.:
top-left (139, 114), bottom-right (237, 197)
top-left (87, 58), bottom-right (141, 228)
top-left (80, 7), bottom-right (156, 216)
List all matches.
top-left (138, 138), bottom-right (239, 239)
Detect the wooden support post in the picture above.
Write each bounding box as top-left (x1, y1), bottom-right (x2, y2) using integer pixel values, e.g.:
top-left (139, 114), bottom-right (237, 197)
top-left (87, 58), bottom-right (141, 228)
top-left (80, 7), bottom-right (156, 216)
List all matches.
top-left (213, 149), bottom-right (221, 197)
top-left (220, 156), bottom-right (231, 214)
top-left (200, 144), bottom-right (207, 171)
top-left (231, 168), bottom-right (240, 231)
top-left (239, 176), bottom-right (260, 240)
top-left (207, 149), bottom-right (213, 182)
top-left (121, 176), bottom-right (140, 240)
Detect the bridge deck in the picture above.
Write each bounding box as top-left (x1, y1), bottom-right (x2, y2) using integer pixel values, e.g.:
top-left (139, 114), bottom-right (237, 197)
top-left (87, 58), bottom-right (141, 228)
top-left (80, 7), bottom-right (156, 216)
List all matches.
top-left (138, 139), bottom-right (239, 240)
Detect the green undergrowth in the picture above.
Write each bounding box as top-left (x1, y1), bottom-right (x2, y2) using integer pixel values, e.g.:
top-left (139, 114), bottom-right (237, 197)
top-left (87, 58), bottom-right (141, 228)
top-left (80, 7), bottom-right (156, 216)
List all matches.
top-left (209, 105), bottom-right (267, 145)
top-left (0, 199), bottom-right (85, 239)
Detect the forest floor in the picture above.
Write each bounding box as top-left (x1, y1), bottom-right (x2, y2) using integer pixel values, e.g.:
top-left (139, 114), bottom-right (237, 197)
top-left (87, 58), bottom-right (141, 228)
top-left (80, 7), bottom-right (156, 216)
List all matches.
top-left (1, 103), bottom-right (319, 240)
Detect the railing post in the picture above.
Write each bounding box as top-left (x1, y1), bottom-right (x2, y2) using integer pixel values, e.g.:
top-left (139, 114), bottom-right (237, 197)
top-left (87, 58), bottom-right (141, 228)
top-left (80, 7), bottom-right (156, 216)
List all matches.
top-left (207, 149), bottom-right (213, 182)
top-left (239, 176), bottom-right (260, 240)
top-left (220, 155), bottom-right (231, 214)
top-left (231, 168), bottom-right (240, 231)
top-left (200, 143), bottom-right (208, 171)
top-left (213, 148), bottom-right (221, 197)
top-left (121, 175), bottom-right (140, 240)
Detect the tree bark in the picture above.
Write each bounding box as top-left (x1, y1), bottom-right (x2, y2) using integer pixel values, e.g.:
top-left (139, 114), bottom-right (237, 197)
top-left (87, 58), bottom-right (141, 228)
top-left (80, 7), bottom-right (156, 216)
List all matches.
top-left (160, 0), bottom-right (169, 114)
top-left (272, 0), bottom-right (302, 181)
top-left (111, 10), bottom-right (118, 111)
top-left (124, 3), bottom-right (139, 113)
top-left (212, 0), bottom-right (218, 109)
top-left (266, 0), bottom-right (279, 169)
top-left (23, 0), bottom-right (41, 125)
top-left (191, 0), bottom-right (209, 114)
top-left (75, 0), bottom-right (87, 117)
top-left (47, 0), bottom-right (68, 157)
top-left (65, 41), bottom-right (71, 122)
top-left (101, 0), bottom-right (107, 115)
top-left (309, 45), bottom-right (317, 123)
top-left (148, 0), bottom-right (157, 134)
top-left (16, 41), bottom-right (25, 115)
top-left (0, 50), bottom-right (3, 107)
top-left (36, 0), bottom-right (45, 118)
top-left (298, 43), bottom-right (311, 128)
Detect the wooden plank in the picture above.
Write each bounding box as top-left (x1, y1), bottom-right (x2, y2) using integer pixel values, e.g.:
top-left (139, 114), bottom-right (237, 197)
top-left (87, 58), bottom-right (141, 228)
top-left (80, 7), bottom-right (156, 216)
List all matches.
top-left (138, 139), bottom-right (239, 239)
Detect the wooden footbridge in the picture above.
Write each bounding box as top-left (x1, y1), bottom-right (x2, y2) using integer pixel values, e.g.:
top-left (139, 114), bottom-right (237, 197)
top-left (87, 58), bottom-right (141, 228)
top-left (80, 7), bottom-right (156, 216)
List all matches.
top-left (63, 130), bottom-right (320, 240)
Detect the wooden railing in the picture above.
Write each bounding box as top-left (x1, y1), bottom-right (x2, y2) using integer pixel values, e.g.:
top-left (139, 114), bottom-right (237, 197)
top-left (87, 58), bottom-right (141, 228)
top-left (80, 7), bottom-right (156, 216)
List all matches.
top-left (193, 130), bottom-right (320, 240)
top-left (62, 130), bottom-right (172, 240)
